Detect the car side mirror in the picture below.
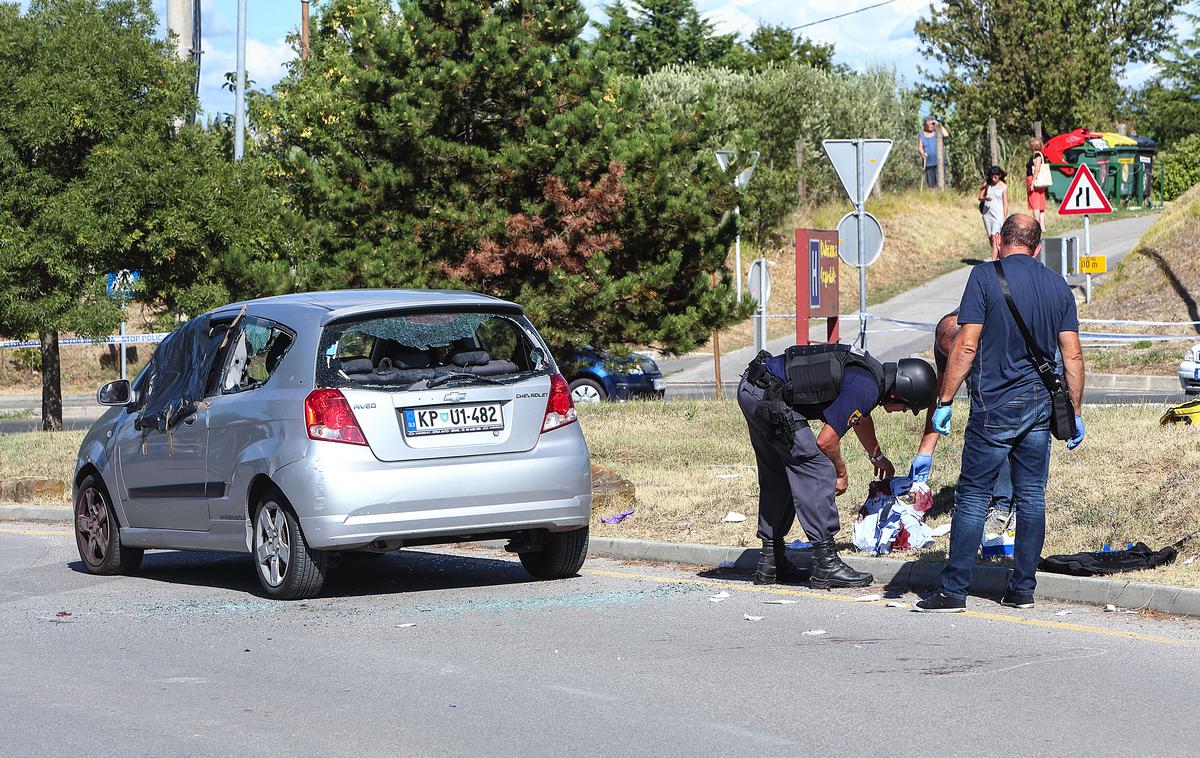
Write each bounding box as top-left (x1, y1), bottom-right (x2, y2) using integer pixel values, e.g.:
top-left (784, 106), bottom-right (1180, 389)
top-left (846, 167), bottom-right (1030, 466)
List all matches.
top-left (97, 380), bottom-right (133, 407)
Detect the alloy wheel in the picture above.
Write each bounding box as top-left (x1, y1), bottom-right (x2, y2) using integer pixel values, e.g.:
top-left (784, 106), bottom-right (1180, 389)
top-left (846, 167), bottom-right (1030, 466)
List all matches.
top-left (255, 502), bottom-right (292, 588)
top-left (75, 486), bottom-right (111, 570)
top-left (571, 384), bottom-right (603, 403)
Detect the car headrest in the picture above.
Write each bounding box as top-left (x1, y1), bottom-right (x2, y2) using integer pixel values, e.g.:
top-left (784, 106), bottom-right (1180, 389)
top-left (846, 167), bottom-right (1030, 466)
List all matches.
top-left (449, 350), bottom-right (491, 367)
top-left (390, 350), bottom-right (431, 369)
top-left (340, 357), bottom-right (374, 375)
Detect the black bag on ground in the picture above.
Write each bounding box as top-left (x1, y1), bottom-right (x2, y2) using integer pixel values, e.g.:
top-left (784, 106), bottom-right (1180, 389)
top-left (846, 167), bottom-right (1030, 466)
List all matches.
top-left (993, 260), bottom-right (1077, 441)
top-left (1038, 542), bottom-right (1177, 577)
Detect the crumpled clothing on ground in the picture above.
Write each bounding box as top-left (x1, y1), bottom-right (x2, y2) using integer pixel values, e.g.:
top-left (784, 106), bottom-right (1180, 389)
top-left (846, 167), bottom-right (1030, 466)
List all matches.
top-left (852, 477), bottom-right (935, 554)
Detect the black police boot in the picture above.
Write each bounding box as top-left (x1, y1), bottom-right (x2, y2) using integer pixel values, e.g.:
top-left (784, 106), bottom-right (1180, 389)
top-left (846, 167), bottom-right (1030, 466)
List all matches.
top-left (753, 539), bottom-right (810, 585)
top-left (809, 538), bottom-right (873, 589)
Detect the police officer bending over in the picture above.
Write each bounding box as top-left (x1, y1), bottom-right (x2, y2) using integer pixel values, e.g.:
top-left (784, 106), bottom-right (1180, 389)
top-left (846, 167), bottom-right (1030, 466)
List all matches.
top-left (738, 344), bottom-right (936, 588)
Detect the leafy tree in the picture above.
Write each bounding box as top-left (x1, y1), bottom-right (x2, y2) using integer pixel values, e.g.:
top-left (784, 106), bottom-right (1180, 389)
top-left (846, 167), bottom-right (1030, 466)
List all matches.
top-left (915, 0), bottom-right (1178, 138)
top-left (593, 0), bottom-right (738, 75)
top-left (730, 24), bottom-right (836, 72)
top-left (253, 0), bottom-right (744, 356)
top-left (1127, 10), bottom-right (1200, 146)
top-left (0, 0), bottom-right (285, 429)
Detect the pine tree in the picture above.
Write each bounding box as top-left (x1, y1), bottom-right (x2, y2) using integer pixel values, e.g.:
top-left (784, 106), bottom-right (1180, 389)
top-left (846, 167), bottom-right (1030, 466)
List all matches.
top-left (1129, 10), bottom-right (1200, 146)
top-left (254, 0), bottom-right (744, 355)
top-left (593, 0), bottom-right (737, 76)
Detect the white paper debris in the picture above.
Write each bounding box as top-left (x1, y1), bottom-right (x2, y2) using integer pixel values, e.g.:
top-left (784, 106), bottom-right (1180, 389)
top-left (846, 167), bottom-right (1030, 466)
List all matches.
top-left (1104, 604), bottom-right (1118, 612)
top-left (931, 524), bottom-right (952, 537)
top-left (708, 591), bottom-right (732, 603)
top-left (723, 511), bottom-right (747, 523)
top-left (763, 599), bottom-right (800, 605)
top-left (1184, 556), bottom-right (1196, 566)
top-left (802, 629), bottom-right (827, 636)
top-left (853, 594), bottom-right (883, 602)
top-left (1054, 610), bottom-right (1072, 616)
top-left (396, 623), bottom-right (417, 628)
top-left (744, 614), bottom-right (764, 622)
top-left (885, 602), bottom-right (906, 608)
top-left (715, 474), bottom-right (742, 479)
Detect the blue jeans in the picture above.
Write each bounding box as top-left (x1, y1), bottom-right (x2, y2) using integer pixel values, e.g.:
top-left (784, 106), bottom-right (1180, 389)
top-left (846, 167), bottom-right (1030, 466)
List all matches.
top-left (992, 457), bottom-right (1013, 512)
top-left (940, 393), bottom-right (1052, 599)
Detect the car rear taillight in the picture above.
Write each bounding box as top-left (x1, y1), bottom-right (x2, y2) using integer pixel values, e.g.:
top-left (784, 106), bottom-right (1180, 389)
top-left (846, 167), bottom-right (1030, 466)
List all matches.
top-left (305, 389), bottom-right (368, 445)
top-left (542, 373), bottom-right (578, 433)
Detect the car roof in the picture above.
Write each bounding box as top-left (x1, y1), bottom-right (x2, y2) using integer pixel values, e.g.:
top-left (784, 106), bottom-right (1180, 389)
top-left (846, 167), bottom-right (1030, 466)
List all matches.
top-left (209, 289), bottom-right (522, 326)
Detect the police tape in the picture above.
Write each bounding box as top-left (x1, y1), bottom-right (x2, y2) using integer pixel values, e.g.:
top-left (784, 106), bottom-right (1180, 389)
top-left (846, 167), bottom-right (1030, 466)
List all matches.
top-left (763, 313), bottom-right (1198, 342)
top-left (0, 332), bottom-right (171, 350)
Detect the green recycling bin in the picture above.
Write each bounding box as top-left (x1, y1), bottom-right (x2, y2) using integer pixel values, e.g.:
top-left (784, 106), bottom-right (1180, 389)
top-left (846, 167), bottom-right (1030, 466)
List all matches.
top-left (1048, 138), bottom-right (1115, 203)
top-left (1133, 136), bottom-right (1156, 206)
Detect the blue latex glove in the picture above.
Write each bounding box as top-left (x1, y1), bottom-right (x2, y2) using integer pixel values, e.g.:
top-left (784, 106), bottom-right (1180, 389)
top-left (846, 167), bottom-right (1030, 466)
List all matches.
top-left (1067, 415), bottom-right (1085, 450)
top-left (932, 405), bottom-right (952, 435)
top-left (909, 453), bottom-right (933, 482)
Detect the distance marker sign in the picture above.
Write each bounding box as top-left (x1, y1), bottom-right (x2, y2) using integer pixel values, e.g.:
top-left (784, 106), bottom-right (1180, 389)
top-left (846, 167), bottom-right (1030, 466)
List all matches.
top-left (1057, 164), bottom-right (1113, 215)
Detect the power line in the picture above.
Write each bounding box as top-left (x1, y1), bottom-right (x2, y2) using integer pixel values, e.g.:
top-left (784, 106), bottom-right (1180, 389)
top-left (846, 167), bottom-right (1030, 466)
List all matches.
top-left (788, 0), bottom-right (898, 31)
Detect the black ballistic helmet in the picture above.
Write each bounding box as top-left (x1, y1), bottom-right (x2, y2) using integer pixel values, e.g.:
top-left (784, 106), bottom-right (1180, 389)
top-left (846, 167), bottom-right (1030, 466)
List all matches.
top-left (890, 358), bottom-right (937, 414)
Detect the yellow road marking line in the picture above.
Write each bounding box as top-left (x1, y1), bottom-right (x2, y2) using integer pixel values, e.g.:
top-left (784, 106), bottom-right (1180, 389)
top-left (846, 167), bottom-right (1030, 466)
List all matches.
top-left (0, 527), bottom-right (71, 536)
top-left (585, 567), bottom-right (1197, 648)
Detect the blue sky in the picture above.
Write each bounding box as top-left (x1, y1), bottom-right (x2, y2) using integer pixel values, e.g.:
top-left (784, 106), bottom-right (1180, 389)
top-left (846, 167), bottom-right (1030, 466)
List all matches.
top-left (176, 1), bottom-right (1178, 119)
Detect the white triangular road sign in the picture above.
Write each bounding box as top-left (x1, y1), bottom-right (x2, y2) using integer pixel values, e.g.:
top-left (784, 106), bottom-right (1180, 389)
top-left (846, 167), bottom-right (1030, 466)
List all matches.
top-left (823, 139), bottom-right (892, 205)
top-left (1058, 164), bottom-right (1113, 215)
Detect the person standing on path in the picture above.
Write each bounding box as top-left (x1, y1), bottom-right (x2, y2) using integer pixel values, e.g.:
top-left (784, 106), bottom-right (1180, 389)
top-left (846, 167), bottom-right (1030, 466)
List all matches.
top-left (915, 214), bottom-right (1086, 613)
top-left (918, 117), bottom-right (948, 189)
top-left (737, 346), bottom-right (936, 588)
top-left (979, 166), bottom-right (1008, 260)
top-left (1026, 139), bottom-right (1049, 230)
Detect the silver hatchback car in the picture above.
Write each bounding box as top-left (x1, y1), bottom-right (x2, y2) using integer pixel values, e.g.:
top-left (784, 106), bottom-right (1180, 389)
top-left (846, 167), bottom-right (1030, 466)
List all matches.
top-left (74, 290), bottom-right (592, 599)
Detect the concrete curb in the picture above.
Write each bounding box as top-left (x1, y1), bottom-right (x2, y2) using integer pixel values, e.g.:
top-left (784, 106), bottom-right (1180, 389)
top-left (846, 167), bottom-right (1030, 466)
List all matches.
top-left (1088, 373), bottom-right (1180, 392)
top-left (8, 507), bottom-right (1197, 617)
top-left (0, 503), bottom-right (71, 522)
top-left (585, 537), bottom-right (1200, 618)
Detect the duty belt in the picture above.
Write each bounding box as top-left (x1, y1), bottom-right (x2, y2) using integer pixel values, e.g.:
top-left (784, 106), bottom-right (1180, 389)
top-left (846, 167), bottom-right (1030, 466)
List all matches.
top-left (745, 351), bottom-right (799, 442)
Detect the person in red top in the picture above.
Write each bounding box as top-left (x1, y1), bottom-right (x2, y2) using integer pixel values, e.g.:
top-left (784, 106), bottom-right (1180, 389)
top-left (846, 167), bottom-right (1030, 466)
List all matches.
top-left (1026, 139), bottom-right (1048, 229)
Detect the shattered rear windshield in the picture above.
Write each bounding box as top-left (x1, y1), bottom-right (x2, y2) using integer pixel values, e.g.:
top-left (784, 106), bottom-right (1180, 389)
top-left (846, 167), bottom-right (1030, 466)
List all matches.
top-left (316, 310), bottom-right (552, 390)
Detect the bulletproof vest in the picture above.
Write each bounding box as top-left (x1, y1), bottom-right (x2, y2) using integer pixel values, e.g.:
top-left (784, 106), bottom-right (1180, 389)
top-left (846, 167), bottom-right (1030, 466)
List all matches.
top-left (781, 343), bottom-right (888, 417)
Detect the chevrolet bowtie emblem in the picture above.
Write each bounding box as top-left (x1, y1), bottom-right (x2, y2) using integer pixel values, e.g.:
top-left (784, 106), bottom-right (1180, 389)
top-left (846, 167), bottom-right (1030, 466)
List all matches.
top-left (443, 392), bottom-right (467, 402)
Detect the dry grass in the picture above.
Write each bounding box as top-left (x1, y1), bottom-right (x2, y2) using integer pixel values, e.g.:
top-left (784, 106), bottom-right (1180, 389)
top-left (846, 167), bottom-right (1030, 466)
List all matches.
top-left (1083, 341), bottom-right (1195, 376)
top-left (1082, 184), bottom-right (1200, 334)
top-left (579, 399), bottom-right (1200, 588)
top-left (0, 429), bottom-right (83, 502)
top-left (717, 190), bottom-right (992, 350)
top-left (0, 302), bottom-right (159, 395)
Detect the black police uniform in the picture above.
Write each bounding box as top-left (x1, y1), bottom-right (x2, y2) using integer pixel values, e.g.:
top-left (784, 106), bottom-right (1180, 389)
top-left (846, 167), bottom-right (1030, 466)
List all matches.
top-left (736, 345), bottom-right (889, 544)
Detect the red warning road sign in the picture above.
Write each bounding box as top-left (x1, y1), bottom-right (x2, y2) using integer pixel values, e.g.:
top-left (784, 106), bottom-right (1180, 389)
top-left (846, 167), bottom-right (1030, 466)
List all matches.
top-left (1057, 164), bottom-right (1113, 215)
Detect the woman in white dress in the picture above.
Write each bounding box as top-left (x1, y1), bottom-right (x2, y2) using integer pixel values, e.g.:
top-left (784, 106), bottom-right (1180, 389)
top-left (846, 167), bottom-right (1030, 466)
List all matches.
top-left (979, 165), bottom-right (1008, 260)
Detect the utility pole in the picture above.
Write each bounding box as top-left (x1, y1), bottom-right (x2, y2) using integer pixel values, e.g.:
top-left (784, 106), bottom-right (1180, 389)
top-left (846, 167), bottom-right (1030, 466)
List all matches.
top-left (234, 0), bottom-right (247, 160)
top-left (166, 0), bottom-right (201, 123)
top-left (301, 0), bottom-right (312, 60)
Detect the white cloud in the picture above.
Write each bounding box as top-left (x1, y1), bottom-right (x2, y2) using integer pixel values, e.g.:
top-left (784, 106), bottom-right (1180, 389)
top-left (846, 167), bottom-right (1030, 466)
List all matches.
top-left (199, 36), bottom-right (293, 117)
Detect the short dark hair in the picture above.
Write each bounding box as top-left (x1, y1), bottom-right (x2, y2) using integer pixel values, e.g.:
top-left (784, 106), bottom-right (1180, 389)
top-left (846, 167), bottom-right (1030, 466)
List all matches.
top-left (1000, 214), bottom-right (1041, 252)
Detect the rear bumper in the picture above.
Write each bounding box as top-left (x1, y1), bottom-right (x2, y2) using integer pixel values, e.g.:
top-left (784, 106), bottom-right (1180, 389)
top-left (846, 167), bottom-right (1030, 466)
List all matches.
top-left (275, 425), bottom-right (592, 549)
top-left (610, 374), bottom-right (667, 401)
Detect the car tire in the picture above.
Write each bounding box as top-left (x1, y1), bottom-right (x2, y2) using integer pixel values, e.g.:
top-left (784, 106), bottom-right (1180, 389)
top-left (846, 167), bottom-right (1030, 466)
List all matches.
top-left (253, 493), bottom-right (327, 600)
top-left (74, 474), bottom-right (143, 576)
top-left (519, 527), bottom-right (589, 580)
top-left (569, 378), bottom-right (606, 404)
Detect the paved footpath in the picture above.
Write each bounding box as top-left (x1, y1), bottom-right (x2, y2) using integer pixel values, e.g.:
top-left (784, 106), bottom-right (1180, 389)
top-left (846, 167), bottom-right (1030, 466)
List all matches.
top-left (3, 522), bottom-right (1199, 756)
top-left (661, 214), bottom-right (1160, 383)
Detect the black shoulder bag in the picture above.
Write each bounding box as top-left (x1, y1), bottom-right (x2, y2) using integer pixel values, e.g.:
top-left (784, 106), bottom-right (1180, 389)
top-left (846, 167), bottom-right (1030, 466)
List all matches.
top-left (992, 260), bottom-right (1078, 441)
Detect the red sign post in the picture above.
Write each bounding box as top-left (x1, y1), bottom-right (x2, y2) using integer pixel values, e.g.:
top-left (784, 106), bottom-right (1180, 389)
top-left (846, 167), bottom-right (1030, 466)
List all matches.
top-left (795, 229), bottom-right (840, 344)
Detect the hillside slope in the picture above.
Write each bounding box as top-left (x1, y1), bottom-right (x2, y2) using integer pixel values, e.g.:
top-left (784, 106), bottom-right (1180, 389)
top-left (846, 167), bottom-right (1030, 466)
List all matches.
top-left (721, 189), bottom-right (992, 347)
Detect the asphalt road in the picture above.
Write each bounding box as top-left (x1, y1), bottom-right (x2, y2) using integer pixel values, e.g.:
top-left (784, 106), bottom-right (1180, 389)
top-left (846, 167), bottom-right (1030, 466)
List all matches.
top-left (4, 522), bottom-right (1200, 756)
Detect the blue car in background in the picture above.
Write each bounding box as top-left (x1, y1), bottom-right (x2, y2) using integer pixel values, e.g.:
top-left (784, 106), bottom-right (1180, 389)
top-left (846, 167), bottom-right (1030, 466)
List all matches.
top-left (563, 346), bottom-right (667, 403)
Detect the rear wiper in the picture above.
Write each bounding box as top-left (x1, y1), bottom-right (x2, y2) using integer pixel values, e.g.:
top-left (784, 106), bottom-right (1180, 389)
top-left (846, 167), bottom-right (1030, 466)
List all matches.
top-left (425, 372), bottom-right (504, 389)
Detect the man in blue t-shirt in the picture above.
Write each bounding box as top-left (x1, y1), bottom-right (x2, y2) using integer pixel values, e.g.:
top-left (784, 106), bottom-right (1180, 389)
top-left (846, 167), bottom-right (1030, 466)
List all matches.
top-left (915, 214), bottom-right (1086, 613)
